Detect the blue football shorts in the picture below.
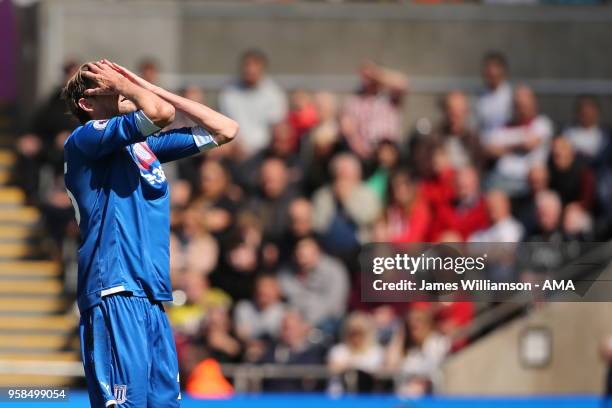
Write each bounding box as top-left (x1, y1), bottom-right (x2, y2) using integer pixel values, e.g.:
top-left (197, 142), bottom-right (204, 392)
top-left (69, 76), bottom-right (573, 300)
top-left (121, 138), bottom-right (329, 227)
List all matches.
top-left (79, 293), bottom-right (181, 408)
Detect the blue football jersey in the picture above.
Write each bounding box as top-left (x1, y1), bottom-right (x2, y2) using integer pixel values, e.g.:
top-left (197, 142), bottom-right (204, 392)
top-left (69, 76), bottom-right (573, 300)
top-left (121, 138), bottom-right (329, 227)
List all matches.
top-left (64, 110), bottom-right (216, 312)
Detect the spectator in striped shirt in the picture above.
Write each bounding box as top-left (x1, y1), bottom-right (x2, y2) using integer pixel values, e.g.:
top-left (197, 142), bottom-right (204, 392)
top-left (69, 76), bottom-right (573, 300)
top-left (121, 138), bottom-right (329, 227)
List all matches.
top-left (341, 61), bottom-right (408, 161)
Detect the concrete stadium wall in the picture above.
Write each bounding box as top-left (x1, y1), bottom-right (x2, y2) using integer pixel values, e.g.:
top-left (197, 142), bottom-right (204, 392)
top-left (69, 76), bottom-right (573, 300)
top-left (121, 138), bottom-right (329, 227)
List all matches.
top-left (442, 301), bottom-right (612, 395)
top-left (34, 0), bottom-right (612, 129)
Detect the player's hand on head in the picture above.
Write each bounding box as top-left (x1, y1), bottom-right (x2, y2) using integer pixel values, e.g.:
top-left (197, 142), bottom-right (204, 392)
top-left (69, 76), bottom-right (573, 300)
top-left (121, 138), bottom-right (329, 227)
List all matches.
top-left (82, 61), bottom-right (129, 96)
top-left (102, 60), bottom-right (157, 92)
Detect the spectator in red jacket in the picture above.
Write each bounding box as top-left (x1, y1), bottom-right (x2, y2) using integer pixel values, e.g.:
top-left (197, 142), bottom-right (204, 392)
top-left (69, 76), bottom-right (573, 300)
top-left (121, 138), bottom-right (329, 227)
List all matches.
top-left (384, 169), bottom-right (431, 243)
top-left (429, 166), bottom-right (490, 241)
top-left (419, 144), bottom-right (456, 210)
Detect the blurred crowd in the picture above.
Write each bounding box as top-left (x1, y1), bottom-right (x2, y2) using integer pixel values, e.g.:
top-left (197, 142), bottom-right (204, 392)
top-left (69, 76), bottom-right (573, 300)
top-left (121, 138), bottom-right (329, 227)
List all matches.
top-left (11, 50), bottom-right (612, 396)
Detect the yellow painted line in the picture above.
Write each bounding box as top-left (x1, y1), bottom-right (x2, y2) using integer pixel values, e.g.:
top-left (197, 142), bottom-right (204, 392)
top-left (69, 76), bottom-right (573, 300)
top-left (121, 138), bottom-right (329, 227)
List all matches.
top-left (0, 188), bottom-right (24, 205)
top-left (0, 261), bottom-right (59, 275)
top-left (0, 151), bottom-right (15, 166)
top-left (0, 226), bottom-right (32, 239)
top-left (0, 315), bottom-right (75, 331)
top-left (0, 298), bottom-right (66, 313)
top-left (0, 243), bottom-right (35, 258)
top-left (0, 334), bottom-right (67, 349)
top-left (0, 375), bottom-right (73, 387)
top-left (0, 280), bottom-right (63, 295)
top-left (0, 352), bottom-right (79, 361)
top-left (0, 207), bottom-right (39, 223)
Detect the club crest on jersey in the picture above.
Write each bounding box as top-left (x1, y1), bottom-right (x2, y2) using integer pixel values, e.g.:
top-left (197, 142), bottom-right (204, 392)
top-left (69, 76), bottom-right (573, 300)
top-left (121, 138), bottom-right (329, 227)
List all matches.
top-left (132, 142), bottom-right (156, 170)
top-left (113, 384), bottom-right (127, 404)
top-left (92, 120), bottom-right (108, 130)
top-left (129, 142), bottom-right (167, 188)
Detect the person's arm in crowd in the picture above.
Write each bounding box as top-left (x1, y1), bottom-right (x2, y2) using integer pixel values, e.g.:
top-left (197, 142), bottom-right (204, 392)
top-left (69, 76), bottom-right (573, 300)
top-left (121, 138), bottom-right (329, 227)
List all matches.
top-left (328, 345), bottom-right (350, 374)
top-left (384, 324), bottom-right (406, 371)
top-left (341, 184), bottom-right (383, 227)
top-left (340, 107), bottom-right (371, 160)
top-left (519, 118), bottom-right (553, 152)
top-left (362, 60), bottom-right (409, 103)
top-left (377, 66), bottom-right (409, 103)
top-left (105, 60), bottom-right (238, 146)
top-left (233, 301), bottom-right (254, 342)
top-left (483, 127), bottom-right (527, 158)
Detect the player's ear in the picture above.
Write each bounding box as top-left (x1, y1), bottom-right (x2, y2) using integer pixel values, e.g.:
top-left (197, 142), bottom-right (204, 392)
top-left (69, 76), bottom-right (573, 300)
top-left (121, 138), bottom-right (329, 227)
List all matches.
top-left (78, 97), bottom-right (95, 113)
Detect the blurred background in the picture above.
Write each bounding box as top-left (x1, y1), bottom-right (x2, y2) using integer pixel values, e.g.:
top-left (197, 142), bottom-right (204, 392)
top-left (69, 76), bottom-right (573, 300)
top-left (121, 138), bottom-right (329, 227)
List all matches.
top-left (1, 0), bottom-right (612, 406)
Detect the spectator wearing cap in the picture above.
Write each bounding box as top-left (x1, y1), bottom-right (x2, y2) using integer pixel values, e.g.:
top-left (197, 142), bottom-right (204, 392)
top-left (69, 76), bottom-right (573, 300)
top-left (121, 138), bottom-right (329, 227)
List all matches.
top-left (219, 49), bottom-right (287, 157)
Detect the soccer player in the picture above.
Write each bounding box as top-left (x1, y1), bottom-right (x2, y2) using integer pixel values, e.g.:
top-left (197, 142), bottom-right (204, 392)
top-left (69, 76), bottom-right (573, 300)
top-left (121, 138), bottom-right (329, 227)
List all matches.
top-left (62, 60), bottom-right (238, 408)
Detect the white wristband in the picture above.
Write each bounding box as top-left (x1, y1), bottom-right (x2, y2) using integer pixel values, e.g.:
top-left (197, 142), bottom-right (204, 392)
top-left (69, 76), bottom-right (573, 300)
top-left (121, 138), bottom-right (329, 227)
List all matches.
top-left (192, 126), bottom-right (218, 151)
top-left (134, 110), bottom-right (161, 136)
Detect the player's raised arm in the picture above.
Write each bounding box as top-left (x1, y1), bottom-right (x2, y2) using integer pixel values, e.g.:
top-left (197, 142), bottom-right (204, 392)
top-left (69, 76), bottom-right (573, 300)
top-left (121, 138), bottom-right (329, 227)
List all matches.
top-left (83, 62), bottom-right (175, 129)
top-left (105, 61), bottom-right (238, 146)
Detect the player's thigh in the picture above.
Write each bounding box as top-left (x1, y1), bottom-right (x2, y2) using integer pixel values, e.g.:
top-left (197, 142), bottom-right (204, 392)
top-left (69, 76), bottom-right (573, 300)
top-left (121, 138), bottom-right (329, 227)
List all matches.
top-left (80, 311), bottom-right (115, 408)
top-left (147, 303), bottom-right (181, 408)
top-left (94, 295), bottom-right (151, 407)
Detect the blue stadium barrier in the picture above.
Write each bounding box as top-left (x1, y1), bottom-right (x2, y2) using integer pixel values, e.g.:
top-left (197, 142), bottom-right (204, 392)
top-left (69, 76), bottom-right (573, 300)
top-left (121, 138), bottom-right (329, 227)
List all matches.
top-left (2, 392), bottom-right (605, 408)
